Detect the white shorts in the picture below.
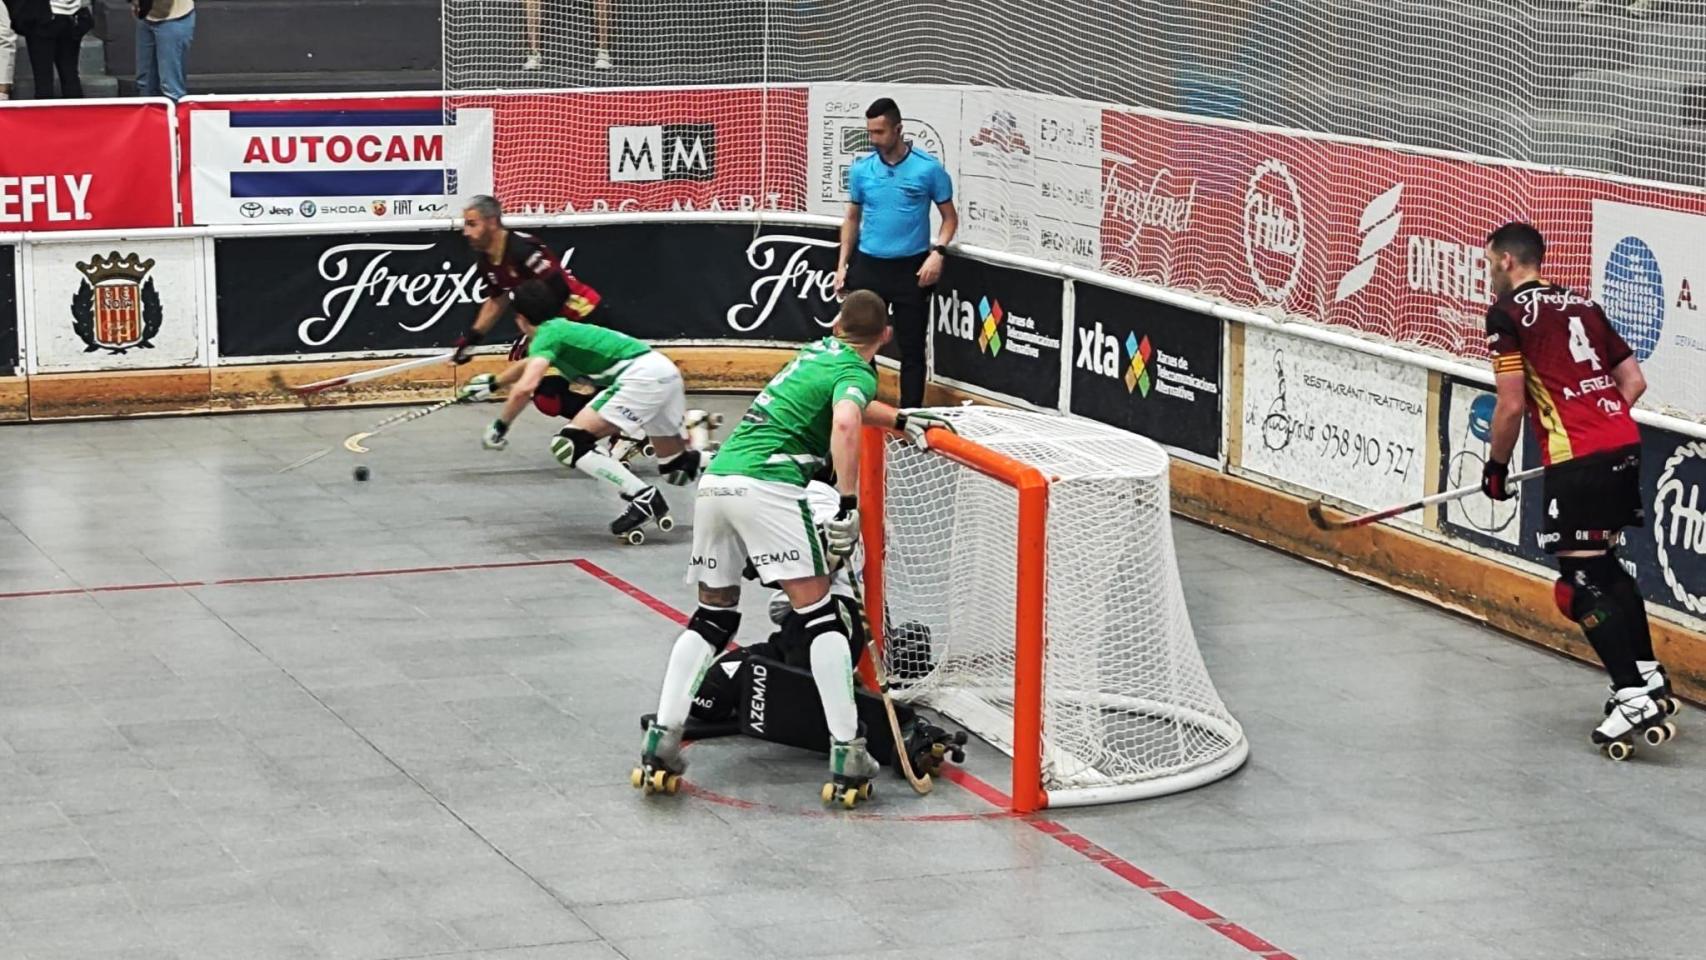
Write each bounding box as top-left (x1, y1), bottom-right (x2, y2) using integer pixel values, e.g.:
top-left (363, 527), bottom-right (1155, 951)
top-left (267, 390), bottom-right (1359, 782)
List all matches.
top-left (688, 475), bottom-right (830, 589)
top-left (589, 351), bottom-right (685, 438)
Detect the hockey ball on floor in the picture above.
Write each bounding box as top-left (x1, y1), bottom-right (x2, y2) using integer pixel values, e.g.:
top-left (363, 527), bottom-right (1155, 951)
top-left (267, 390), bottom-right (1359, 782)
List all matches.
top-left (353, 465), bottom-right (370, 482)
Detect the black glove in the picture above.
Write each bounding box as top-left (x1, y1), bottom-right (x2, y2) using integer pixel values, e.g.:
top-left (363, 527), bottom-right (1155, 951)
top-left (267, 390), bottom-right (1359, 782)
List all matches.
top-left (1481, 458), bottom-right (1513, 501)
top-left (452, 329), bottom-right (484, 365)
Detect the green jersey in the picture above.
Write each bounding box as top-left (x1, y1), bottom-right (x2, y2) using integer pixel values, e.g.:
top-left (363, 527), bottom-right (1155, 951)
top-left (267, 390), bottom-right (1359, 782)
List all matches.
top-left (707, 337), bottom-right (878, 486)
top-left (526, 317), bottom-right (650, 386)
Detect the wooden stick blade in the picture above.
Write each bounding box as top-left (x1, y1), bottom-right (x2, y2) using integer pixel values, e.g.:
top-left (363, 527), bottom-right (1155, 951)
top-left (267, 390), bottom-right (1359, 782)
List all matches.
top-left (343, 432), bottom-right (374, 454)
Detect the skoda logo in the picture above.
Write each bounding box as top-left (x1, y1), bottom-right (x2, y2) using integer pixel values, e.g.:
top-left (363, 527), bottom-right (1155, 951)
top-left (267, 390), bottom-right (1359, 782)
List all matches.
top-left (1602, 235), bottom-right (1664, 362)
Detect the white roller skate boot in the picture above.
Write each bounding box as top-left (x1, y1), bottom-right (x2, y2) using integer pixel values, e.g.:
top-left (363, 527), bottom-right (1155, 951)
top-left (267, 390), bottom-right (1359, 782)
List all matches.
top-left (821, 735), bottom-right (880, 808)
top-left (683, 408), bottom-right (725, 454)
top-left (611, 486), bottom-right (673, 545)
top-left (1593, 687), bottom-right (1674, 761)
top-left (1603, 661), bottom-right (1680, 718)
top-left (631, 720), bottom-right (686, 795)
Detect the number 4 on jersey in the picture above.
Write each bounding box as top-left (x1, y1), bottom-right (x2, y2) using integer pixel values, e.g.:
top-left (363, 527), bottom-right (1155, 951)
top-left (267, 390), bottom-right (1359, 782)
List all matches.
top-left (1568, 315), bottom-right (1603, 371)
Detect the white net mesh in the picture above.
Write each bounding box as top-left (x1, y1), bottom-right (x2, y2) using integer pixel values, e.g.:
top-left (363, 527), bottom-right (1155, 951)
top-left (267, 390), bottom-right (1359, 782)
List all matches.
top-left (877, 408), bottom-right (1247, 804)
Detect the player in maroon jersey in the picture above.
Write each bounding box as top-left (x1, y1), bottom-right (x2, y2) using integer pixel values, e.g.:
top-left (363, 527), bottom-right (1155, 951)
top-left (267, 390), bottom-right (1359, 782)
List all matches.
top-left (453, 195), bottom-right (604, 364)
top-left (1481, 222), bottom-right (1675, 758)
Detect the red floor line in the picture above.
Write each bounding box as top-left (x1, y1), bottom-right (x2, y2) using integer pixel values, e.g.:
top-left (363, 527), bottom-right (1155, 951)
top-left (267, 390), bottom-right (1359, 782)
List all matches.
top-left (580, 564), bottom-right (1298, 960)
top-left (0, 558), bottom-right (588, 601)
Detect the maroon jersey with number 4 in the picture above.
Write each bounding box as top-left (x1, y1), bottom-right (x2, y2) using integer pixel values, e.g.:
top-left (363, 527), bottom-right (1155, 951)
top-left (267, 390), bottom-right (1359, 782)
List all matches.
top-left (1484, 279), bottom-right (1639, 466)
top-left (478, 230), bottom-right (602, 319)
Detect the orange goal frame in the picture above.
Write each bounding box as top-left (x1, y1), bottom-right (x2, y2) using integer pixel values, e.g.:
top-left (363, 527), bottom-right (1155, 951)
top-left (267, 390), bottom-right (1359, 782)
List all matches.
top-left (858, 426), bottom-right (1051, 813)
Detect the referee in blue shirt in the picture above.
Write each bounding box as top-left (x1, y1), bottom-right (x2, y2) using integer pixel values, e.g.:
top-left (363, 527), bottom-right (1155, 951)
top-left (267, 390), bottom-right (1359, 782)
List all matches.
top-left (835, 98), bottom-right (958, 408)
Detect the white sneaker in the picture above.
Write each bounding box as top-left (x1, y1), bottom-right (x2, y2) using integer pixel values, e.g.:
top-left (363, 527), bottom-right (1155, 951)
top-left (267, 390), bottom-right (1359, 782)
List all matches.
top-left (523, 54), bottom-right (541, 70)
top-left (595, 48), bottom-right (612, 70)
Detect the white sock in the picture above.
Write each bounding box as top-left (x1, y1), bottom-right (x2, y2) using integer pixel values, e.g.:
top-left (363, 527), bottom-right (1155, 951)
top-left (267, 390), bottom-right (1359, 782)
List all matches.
top-left (575, 449), bottom-right (648, 498)
top-left (802, 596), bottom-right (858, 742)
top-left (656, 630), bottom-right (717, 727)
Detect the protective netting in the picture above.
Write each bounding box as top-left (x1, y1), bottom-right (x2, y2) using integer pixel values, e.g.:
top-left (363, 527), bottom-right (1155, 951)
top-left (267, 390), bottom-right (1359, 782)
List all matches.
top-left (877, 408), bottom-right (1247, 804)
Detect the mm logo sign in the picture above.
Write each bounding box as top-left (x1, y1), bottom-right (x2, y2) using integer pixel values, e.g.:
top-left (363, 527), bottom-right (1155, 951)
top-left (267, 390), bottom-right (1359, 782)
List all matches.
top-left (608, 123), bottom-right (717, 183)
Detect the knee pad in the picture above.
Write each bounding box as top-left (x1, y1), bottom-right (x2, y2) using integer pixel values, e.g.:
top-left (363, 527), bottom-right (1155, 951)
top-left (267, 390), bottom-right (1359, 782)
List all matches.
top-left (549, 426), bottom-right (598, 467)
top-left (788, 595), bottom-right (861, 666)
top-left (688, 605), bottom-right (741, 651)
top-left (1556, 555), bottom-right (1622, 629)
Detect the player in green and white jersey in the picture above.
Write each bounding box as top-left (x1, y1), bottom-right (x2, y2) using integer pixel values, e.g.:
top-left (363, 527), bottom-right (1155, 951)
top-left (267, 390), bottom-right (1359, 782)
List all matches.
top-left (464, 279), bottom-right (703, 541)
top-left (633, 289), bottom-right (954, 806)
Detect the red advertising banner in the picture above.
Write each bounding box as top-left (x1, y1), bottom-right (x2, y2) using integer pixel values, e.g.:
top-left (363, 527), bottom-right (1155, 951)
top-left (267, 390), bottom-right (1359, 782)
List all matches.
top-left (450, 87), bottom-right (810, 214)
top-left (0, 101), bottom-right (177, 231)
top-left (1100, 108), bottom-right (1706, 360)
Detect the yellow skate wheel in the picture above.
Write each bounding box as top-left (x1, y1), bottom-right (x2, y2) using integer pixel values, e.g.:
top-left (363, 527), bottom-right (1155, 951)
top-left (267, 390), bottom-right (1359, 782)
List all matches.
top-left (821, 782), bottom-right (835, 804)
top-left (859, 782), bottom-right (872, 800)
top-left (624, 529), bottom-right (646, 546)
top-left (664, 774), bottom-right (681, 795)
top-left (650, 769), bottom-right (669, 792)
top-left (1606, 740), bottom-right (1633, 761)
top-left (657, 515), bottom-right (675, 533)
top-left (631, 767), bottom-right (644, 789)
top-left (841, 788), bottom-right (859, 809)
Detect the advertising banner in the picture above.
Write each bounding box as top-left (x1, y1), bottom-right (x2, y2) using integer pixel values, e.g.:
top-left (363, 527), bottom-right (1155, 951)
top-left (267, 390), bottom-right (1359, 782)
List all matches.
top-left (1240, 325), bottom-right (1428, 515)
top-left (929, 254), bottom-right (1063, 409)
top-left (214, 222), bottom-right (840, 358)
top-left (807, 84), bottom-right (961, 218)
top-left (1590, 200), bottom-right (1706, 418)
top-left (1069, 282), bottom-right (1221, 459)
top-left (1437, 377), bottom-right (1533, 551)
top-left (957, 91), bottom-right (1102, 269)
top-left (182, 96), bottom-right (494, 225)
top-left (27, 238), bottom-right (204, 373)
top-left (1, 244), bottom-right (17, 376)
top-left (0, 101), bottom-right (177, 231)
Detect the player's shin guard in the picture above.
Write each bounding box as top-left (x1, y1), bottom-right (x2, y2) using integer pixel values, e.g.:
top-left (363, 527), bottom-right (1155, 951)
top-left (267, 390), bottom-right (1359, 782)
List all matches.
top-left (1556, 555), bottom-right (1643, 690)
top-left (553, 427), bottom-right (647, 497)
top-left (655, 605), bottom-right (740, 728)
top-left (797, 594), bottom-right (858, 743)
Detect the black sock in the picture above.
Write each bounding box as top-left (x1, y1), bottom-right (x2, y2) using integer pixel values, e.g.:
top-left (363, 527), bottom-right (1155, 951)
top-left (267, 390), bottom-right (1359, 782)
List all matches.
top-left (1558, 555), bottom-right (1643, 690)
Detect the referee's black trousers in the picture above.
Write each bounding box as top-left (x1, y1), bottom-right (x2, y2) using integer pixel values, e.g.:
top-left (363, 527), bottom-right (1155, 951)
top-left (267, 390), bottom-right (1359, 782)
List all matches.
top-left (846, 251), bottom-right (931, 408)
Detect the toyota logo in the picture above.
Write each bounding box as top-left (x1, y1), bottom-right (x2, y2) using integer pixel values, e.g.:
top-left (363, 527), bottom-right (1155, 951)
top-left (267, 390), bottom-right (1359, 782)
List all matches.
top-left (239, 202), bottom-right (263, 219)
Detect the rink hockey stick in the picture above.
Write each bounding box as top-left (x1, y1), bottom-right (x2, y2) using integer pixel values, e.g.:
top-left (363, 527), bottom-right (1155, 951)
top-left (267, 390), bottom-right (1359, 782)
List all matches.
top-left (343, 395), bottom-right (469, 453)
top-left (844, 561), bottom-right (935, 796)
top-left (1305, 466), bottom-right (1543, 532)
top-left (275, 352), bottom-right (455, 397)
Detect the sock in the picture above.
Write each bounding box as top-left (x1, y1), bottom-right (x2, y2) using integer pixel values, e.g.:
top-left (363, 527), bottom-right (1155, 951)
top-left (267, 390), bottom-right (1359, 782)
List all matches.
top-left (575, 449), bottom-right (648, 498)
top-left (801, 596), bottom-right (858, 742)
top-left (1609, 565), bottom-right (1656, 662)
top-left (656, 629), bottom-right (718, 727)
top-left (1560, 555), bottom-right (1643, 690)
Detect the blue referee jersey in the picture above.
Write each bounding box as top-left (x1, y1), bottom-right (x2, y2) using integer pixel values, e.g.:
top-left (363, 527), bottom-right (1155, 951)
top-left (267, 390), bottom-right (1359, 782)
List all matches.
top-left (849, 146), bottom-right (953, 260)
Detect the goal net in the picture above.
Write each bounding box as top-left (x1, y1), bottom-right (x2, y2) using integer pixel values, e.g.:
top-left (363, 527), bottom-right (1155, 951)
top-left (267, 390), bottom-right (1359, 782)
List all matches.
top-left (861, 408), bottom-right (1247, 811)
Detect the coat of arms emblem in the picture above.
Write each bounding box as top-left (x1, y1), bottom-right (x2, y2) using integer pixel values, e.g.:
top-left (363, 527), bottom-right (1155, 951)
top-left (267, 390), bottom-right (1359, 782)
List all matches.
top-left (70, 251), bottom-right (163, 354)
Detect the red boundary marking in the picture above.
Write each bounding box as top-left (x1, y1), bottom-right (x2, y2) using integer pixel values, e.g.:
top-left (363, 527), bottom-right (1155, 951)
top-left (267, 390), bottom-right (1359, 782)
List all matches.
top-left (575, 564), bottom-right (1299, 960)
top-left (0, 558), bottom-right (588, 601)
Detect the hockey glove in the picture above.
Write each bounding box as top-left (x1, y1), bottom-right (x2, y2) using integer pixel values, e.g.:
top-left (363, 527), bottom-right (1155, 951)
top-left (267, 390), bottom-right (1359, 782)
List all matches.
top-left (896, 409), bottom-right (956, 449)
top-left (452, 329), bottom-right (485, 365)
top-left (482, 418), bottom-right (510, 451)
top-left (457, 373), bottom-right (498, 402)
top-left (1481, 458), bottom-right (1513, 501)
top-left (822, 495), bottom-right (861, 558)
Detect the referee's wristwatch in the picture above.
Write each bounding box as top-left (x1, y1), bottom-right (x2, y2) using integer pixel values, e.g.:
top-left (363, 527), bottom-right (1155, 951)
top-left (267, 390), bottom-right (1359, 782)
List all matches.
top-left (931, 243), bottom-right (948, 256)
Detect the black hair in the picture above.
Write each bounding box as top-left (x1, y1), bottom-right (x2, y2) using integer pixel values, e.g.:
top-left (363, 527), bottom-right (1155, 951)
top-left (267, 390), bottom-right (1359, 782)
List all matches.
top-left (511, 279), bottom-right (560, 324)
top-left (866, 98), bottom-right (902, 126)
top-left (1487, 222), bottom-right (1546, 267)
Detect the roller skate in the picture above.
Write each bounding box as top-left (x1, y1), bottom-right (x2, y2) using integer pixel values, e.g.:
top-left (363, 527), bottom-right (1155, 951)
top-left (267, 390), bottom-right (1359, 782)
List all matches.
top-left (683, 409), bottom-right (725, 454)
top-left (1603, 661), bottom-right (1680, 719)
top-left (608, 433), bottom-right (653, 466)
top-left (631, 720), bottom-right (686, 795)
top-left (1593, 687), bottom-right (1676, 761)
top-left (821, 735), bottom-right (879, 808)
top-left (611, 486), bottom-right (673, 545)
top-left (901, 718), bottom-right (968, 779)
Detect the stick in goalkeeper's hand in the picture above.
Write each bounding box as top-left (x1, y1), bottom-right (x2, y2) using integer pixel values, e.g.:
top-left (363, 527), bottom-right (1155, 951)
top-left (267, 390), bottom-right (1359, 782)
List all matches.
top-left (1305, 465), bottom-right (1543, 532)
top-left (842, 559), bottom-right (934, 796)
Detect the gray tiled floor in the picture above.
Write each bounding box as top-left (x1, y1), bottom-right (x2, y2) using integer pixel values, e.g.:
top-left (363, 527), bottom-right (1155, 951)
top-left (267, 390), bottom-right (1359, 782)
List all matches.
top-left (1, 395), bottom-right (1702, 960)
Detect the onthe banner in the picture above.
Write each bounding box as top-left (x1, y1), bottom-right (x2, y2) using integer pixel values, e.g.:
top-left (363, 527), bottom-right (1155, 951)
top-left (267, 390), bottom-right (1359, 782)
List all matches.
top-left (181, 96), bottom-right (494, 225)
top-left (0, 101), bottom-right (177, 231)
top-left (1239, 325), bottom-right (1428, 514)
top-left (213, 222), bottom-right (839, 358)
top-left (27, 239), bottom-right (204, 373)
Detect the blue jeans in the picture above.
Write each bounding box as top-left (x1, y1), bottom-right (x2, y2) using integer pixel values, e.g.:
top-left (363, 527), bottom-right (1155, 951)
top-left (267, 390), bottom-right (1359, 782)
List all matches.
top-left (135, 9), bottom-right (195, 101)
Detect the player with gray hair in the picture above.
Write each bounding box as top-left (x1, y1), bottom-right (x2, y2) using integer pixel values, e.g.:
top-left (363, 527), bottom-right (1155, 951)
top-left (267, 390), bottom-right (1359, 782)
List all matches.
top-left (455, 195), bottom-right (606, 364)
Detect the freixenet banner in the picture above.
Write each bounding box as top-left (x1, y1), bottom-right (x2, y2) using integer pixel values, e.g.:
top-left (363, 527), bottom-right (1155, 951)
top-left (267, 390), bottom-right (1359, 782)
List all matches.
top-left (0, 101), bottom-right (177, 231)
top-left (1, 244), bottom-right (18, 376)
top-left (180, 96), bottom-right (494, 225)
top-left (928, 254), bottom-right (1063, 409)
top-left (1068, 282), bottom-right (1221, 460)
top-left (213, 222), bottom-right (840, 358)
